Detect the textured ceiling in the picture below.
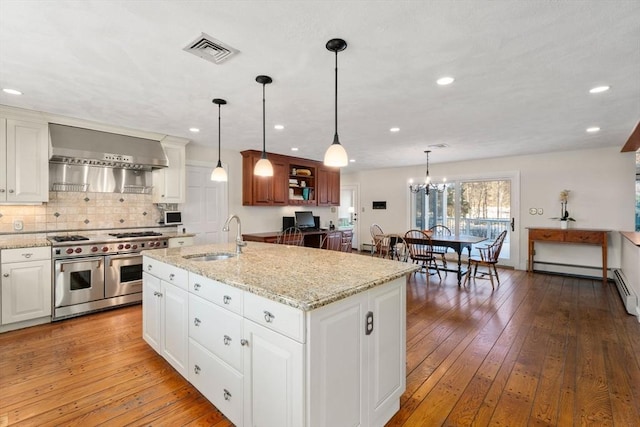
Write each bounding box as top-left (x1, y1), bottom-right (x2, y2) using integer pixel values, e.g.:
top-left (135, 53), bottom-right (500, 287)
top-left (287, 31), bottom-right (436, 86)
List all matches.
top-left (0, 1), bottom-right (638, 171)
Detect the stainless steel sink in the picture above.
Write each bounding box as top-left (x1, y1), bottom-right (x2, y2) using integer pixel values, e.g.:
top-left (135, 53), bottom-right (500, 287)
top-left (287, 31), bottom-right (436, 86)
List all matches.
top-left (184, 253), bottom-right (236, 261)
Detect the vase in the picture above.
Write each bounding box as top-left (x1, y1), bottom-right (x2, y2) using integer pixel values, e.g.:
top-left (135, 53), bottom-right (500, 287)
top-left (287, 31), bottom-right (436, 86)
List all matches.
top-left (560, 221), bottom-right (568, 229)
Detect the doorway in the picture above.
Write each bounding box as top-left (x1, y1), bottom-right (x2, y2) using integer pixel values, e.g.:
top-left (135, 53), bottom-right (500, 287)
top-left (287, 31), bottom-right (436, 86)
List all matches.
top-left (183, 165), bottom-right (228, 245)
top-left (339, 184), bottom-right (360, 250)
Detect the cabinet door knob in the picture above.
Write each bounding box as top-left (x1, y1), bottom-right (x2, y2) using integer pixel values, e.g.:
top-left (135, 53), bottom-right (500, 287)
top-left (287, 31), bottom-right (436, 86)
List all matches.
top-left (169, 273), bottom-right (175, 280)
top-left (240, 339), bottom-right (249, 346)
top-left (147, 265), bottom-right (153, 271)
top-left (194, 365), bottom-right (201, 375)
top-left (0, 189), bottom-right (5, 193)
top-left (223, 389), bottom-right (232, 401)
top-left (223, 295), bottom-right (231, 305)
top-left (3, 273), bottom-right (8, 278)
top-left (223, 335), bottom-right (232, 346)
top-left (193, 283), bottom-right (201, 291)
top-left (8, 189), bottom-right (14, 193)
top-left (22, 253), bottom-right (33, 259)
top-left (263, 310), bottom-right (275, 323)
top-left (194, 318), bottom-right (201, 326)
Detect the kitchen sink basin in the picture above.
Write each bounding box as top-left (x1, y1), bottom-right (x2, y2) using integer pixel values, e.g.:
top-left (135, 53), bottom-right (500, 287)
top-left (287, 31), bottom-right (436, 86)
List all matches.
top-left (184, 253), bottom-right (236, 261)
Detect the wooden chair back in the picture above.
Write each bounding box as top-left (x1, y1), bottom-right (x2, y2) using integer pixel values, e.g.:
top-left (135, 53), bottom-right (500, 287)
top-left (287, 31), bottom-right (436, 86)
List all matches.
top-left (403, 229), bottom-right (436, 262)
top-left (277, 227), bottom-right (304, 246)
top-left (321, 230), bottom-right (344, 251)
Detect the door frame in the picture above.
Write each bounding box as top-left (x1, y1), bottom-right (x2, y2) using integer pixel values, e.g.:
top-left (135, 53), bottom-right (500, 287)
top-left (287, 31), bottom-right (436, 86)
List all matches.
top-left (340, 183), bottom-right (361, 251)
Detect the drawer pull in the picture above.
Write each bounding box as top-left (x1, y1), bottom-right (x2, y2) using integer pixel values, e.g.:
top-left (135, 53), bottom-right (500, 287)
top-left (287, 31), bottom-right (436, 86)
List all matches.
top-left (194, 365), bottom-right (201, 375)
top-left (223, 389), bottom-right (231, 401)
top-left (263, 310), bottom-right (275, 323)
top-left (223, 335), bottom-right (232, 346)
top-left (194, 317), bottom-right (201, 326)
top-left (223, 295), bottom-right (232, 305)
top-left (193, 282), bottom-right (201, 291)
top-left (22, 253), bottom-right (33, 259)
top-left (169, 273), bottom-right (175, 280)
top-left (147, 264), bottom-right (153, 271)
top-left (3, 273), bottom-right (8, 278)
top-left (240, 339), bottom-right (249, 346)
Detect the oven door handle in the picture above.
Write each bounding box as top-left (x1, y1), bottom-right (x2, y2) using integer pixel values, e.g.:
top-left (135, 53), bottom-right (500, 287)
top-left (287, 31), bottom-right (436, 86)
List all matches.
top-left (107, 253), bottom-right (142, 267)
top-left (57, 257), bottom-right (104, 273)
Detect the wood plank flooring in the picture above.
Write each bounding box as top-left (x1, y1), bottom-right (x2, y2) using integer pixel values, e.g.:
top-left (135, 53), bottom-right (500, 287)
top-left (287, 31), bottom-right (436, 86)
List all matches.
top-left (1, 269), bottom-right (639, 426)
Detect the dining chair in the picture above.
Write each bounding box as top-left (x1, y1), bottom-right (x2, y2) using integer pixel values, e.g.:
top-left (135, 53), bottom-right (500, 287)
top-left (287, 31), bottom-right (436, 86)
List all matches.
top-left (463, 230), bottom-right (507, 289)
top-left (403, 230), bottom-right (441, 278)
top-left (340, 231), bottom-right (353, 252)
top-left (320, 230), bottom-right (344, 251)
top-left (370, 224), bottom-right (390, 257)
top-left (277, 227), bottom-right (304, 246)
top-left (429, 224), bottom-right (452, 269)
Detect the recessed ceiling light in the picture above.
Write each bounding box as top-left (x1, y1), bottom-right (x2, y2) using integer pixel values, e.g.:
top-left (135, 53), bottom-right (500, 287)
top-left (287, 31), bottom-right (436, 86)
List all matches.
top-left (349, 159), bottom-right (355, 163)
top-left (436, 77), bottom-right (455, 86)
top-left (189, 128), bottom-right (200, 133)
top-left (291, 147), bottom-right (299, 151)
top-left (586, 127), bottom-right (600, 133)
top-left (2, 88), bottom-right (22, 95)
top-left (589, 86), bottom-right (610, 94)
top-left (274, 124), bottom-right (284, 130)
top-left (390, 127), bottom-right (400, 132)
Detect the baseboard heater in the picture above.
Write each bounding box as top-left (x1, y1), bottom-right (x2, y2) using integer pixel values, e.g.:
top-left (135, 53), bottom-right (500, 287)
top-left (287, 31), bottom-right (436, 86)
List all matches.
top-left (613, 269), bottom-right (638, 316)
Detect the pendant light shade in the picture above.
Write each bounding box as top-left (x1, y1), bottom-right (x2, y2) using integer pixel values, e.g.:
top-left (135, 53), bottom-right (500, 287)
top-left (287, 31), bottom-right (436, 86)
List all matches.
top-left (254, 75), bottom-right (274, 177)
top-left (211, 98), bottom-right (228, 182)
top-left (324, 38), bottom-right (349, 167)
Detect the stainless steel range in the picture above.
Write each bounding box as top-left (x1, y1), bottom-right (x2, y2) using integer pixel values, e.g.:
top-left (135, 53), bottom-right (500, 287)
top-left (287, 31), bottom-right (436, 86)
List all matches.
top-left (50, 232), bottom-right (168, 320)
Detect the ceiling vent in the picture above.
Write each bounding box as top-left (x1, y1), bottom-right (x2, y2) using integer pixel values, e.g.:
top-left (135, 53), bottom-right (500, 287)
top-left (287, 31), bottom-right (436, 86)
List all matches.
top-left (183, 32), bottom-right (239, 64)
top-left (427, 143), bottom-right (450, 149)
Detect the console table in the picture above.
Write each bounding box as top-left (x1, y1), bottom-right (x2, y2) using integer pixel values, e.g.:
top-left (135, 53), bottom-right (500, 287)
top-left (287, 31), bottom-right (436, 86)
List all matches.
top-left (527, 227), bottom-right (609, 284)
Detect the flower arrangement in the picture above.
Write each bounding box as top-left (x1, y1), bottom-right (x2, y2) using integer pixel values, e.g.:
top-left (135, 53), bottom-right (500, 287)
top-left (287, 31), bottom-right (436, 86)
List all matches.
top-left (553, 189), bottom-right (575, 221)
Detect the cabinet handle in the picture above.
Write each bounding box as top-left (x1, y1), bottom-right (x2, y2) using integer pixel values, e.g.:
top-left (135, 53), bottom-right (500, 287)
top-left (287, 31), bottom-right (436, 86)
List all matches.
top-left (365, 311), bottom-right (374, 335)
top-left (3, 273), bottom-right (8, 278)
top-left (223, 295), bottom-right (231, 305)
top-left (22, 253), bottom-right (33, 259)
top-left (169, 273), bottom-right (175, 280)
top-left (223, 389), bottom-right (232, 401)
top-left (240, 339), bottom-right (249, 346)
top-left (9, 189), bottom-right (14, 193)
top-left (223, 335), bottom-right (232, 346)
top-left (263, 310), bottom-right (275, 323)
top-left (193, 283), bottom-right (201, 291)
top-left (194, 365), bottom-right (201, 375)
top-left (194, 317), bottom-right (201, 326)
top-left (0, 189), bottom-right (5, 193)
top-left (177, 241), bottom-right (184, 245)
top-left (147, 264), bottom-right (153, 271)
top-left (155, 291), bottom-right (163, 298)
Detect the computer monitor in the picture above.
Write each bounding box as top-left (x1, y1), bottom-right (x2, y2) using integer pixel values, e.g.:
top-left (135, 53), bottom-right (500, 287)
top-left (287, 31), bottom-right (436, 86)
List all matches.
top-left (295, 211), bottom-right (315, 229)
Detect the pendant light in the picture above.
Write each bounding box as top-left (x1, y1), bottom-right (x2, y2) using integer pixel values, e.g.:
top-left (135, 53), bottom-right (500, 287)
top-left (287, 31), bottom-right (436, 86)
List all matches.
top-left (254, 75), bottom-right (274, 177)
top-left (210, 98), bottom-right (228, 182)
top-left (324, 38), bottom-right (349, 167)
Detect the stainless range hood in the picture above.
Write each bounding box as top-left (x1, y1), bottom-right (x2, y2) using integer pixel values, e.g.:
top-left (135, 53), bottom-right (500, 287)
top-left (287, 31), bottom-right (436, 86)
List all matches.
top-left (49, 123), bottom-right (168, 170)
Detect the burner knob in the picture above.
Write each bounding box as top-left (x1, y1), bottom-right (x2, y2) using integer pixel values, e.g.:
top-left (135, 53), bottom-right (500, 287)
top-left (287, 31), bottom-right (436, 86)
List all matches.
top-left (132, 244), bottom-right (138, 250)
top-left (118, 244), bottom-right (124, 250)
top-left (91, 246), bottom-right (98, 252)
top-left (66, 248), bottom-right (74, 254)
top-left (125, 244), bottom-right (131, 250)
top-left (148, 242), bottom-right (156, 248)
top-left (75, 248), bottom-right (82, 253)
top-left (102, 246), bottom-right (109, 252)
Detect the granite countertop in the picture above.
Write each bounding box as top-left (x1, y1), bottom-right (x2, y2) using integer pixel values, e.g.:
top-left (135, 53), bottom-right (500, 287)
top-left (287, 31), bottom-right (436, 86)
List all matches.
top-left (142, 242), bottom-right (419, 311)
top-left (0, 234), bottom-right (50, 249)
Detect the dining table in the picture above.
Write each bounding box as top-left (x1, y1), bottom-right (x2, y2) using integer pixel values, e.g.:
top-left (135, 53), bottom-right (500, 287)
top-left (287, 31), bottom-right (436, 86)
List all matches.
top-left (398, 234), bottom-right (488, 286)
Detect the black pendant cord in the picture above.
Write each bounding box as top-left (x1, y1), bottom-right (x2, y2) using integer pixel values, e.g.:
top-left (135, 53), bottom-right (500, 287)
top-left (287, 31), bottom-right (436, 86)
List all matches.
top-left (217, 103), bottom-right (222, 166)
top-left (334, 49), bottom-right (339, 141)
top-left (262, 82), bottom-right (267, 158)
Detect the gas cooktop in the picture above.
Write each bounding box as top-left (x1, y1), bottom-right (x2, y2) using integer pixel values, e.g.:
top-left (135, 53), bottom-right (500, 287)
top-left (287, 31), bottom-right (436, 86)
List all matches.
top-left (108, 231), bottom-right (163, 238)
top-left (49, 235), bottom-right (90, 242)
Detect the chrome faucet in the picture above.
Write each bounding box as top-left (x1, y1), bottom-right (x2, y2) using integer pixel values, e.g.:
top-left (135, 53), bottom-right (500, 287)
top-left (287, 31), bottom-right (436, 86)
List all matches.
top-left (222, 214), bottom-right (247, 254)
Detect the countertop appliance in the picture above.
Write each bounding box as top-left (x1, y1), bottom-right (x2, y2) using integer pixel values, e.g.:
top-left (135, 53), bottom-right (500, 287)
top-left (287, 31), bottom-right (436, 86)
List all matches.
top-left (50, 232), bottom-right (168, 320)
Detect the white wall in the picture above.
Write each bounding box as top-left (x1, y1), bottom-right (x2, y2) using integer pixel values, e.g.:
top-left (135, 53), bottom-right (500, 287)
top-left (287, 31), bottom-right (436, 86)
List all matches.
top-left (343, 146), bottom-right (636, 276)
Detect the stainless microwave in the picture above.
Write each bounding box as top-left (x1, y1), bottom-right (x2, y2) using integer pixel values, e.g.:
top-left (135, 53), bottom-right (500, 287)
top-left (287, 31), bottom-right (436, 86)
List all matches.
top-left (164, 211), bottom-right (182, 225)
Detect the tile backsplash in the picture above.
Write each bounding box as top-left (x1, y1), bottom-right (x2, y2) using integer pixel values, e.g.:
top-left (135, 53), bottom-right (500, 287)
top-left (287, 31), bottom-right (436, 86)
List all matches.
top-left (0, 192), bottom-right (162, 233)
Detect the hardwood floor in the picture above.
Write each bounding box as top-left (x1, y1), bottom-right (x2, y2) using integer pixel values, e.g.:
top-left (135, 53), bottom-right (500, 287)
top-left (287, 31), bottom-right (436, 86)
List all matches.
top-left (1, 269), bottom-right (639, 426)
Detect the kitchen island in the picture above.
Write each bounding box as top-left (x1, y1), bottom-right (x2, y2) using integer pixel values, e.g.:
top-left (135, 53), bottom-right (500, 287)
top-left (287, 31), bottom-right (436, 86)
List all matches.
top-left (142, 242), bottom-right (417, 427)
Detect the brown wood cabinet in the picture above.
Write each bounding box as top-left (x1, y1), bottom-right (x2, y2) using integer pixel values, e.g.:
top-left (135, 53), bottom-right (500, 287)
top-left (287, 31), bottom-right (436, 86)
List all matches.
top-left (241, 150), bottom-right (340, 206)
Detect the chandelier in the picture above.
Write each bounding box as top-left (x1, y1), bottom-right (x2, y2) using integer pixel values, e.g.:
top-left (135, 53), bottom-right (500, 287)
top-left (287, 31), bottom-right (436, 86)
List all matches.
top-left (409, 150), bottom-right (448, 195)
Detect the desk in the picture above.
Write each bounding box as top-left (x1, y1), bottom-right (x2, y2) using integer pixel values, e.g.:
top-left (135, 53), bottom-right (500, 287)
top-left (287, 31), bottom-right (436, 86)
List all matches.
top-left (527, 227), bottom-right (609, 284)
top-left (403, 235), bottom-right (487, 286)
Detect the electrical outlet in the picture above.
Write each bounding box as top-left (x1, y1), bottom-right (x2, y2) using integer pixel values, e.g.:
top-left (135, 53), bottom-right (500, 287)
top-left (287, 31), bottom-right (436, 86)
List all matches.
top-left (13, 220), bottom-right (24, 231)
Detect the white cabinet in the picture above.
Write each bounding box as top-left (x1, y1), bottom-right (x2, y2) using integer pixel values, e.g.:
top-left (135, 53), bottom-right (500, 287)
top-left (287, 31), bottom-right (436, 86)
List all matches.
top-left (168, 236), bottom-right (194, 248)
top-left (153, 137), bottom-right (188, 204)
top-left (307, 277), bottom-right (405, 427)
top-left (1, 246), bottom-right (52, 325)
top-left (142, 263), bottom-right (189, 377)
top-left (0, 117), bottom-right (49, 203)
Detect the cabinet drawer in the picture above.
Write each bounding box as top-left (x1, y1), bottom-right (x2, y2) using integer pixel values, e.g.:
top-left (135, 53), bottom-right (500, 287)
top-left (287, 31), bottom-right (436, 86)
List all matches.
top-left (189, 339), bottom-right (243, 427)
top-left (243, 292), bottom-right (305, 343)
top-left (168, 236), bottom-right (194, 248)
top-left (189, 294), bottom-right (243, 372)
top-left (529, 229), bottom-right (564, 242)
top-left (2, 246), bottom-right (50, 263)
top-left (143, 257), bottom-right (188, 290)
top-left (189, 273), bottom-right (243, 315)
top-left (565, 231), bottom-right (604, 244)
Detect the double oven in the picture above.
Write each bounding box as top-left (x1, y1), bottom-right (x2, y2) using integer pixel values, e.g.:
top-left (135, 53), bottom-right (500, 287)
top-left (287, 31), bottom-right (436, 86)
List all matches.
top-left (50, 232), bottom-right (168, 320)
